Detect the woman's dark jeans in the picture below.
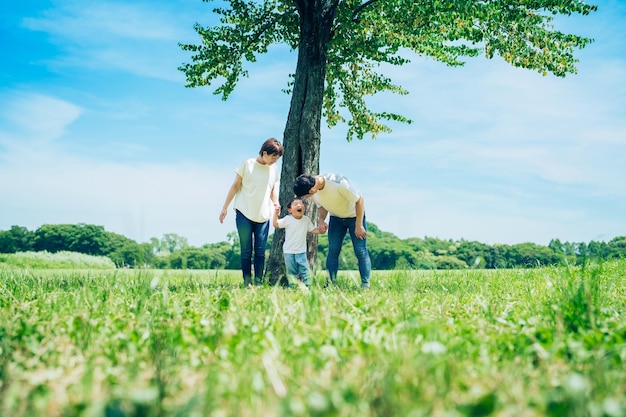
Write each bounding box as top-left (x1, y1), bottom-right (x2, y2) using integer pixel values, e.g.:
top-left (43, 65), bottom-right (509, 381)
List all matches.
top-left (327, 215), bottom-right (371, 287)
top-left (236, 210), bottom-right (270, 285)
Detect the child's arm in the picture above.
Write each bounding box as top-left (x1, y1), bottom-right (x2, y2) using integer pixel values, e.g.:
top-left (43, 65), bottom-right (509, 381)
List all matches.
top-left (307, 216), bottom-right (324, 235)
top-left (272, 206), bottom-right (281, 229)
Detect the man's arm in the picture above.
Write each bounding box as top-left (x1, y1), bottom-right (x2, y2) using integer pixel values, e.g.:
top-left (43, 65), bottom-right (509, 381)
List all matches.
top-left (355, 196), bottom-right (367, 239)
top-left (318, 206), bottom-right (329, 234)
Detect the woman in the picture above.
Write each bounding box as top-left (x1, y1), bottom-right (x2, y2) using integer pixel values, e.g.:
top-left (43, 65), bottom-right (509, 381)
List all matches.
top-left (219, 138), bottom-right (284, 286)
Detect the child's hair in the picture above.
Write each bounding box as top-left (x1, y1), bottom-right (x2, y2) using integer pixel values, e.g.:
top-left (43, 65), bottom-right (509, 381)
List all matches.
top-left (259, 138), bottom-right (284, 156)
top-left (293, 174), bottom-right (316, 197)
top-left (287, 197), bottom-right (304, 209)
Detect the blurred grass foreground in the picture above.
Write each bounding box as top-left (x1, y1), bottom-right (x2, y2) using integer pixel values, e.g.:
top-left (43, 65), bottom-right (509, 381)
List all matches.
top-left (1, 259), bottom-right (625, 417)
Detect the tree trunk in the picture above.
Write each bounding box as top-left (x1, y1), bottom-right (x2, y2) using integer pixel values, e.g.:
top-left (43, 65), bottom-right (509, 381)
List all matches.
top-left (266, 0), bottom-right (337, 285)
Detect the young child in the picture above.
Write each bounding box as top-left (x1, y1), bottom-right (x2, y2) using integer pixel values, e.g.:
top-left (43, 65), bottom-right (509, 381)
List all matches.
top-left (273, 197), bottom-right (323, 287)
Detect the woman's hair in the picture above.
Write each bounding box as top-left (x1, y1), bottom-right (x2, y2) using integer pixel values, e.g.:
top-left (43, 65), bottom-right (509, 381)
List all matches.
top-left (259, 138), bottom-right (284, 156)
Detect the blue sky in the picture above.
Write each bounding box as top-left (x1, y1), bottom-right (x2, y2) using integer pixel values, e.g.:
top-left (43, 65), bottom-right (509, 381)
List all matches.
top-left (1, 0), bottom-right (625, 247)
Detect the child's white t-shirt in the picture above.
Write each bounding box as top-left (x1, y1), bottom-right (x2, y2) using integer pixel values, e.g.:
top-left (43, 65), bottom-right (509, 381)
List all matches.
top-left (277, 215), bottom-right (316, 254)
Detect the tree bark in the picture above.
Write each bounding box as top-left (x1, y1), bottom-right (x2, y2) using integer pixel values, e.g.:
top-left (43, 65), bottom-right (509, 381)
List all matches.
top-left (266, 0), bottom-right (337, 285)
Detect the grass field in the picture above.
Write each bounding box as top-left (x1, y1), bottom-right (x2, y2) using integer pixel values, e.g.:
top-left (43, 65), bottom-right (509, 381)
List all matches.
top-left (1, 260), bottom-right (625, 417)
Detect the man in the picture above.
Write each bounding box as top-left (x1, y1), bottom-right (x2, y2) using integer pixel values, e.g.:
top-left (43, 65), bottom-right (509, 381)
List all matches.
top-left (293, 173), bottom-right (371, 288)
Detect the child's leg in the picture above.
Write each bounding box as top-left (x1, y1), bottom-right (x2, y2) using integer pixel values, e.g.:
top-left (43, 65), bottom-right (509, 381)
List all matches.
top-left (283, 253), bottom-right (299, 287)
top-left (295, 253), bottom-right (310, 286)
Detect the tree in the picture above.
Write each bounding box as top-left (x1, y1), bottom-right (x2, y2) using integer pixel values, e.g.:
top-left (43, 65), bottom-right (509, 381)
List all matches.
top-left (456, 240), bottom-right (492, 268)
top-left (149, 237), bottom-right (167, 255)
top-left (0, 226), bottom-right (35, 253)
top-left (607, 236), bottom-right (626, 259)
top-left (367, 230), bottom-right (418, 270)
top-left (434, 255), bottom-right (467, 270)
top-left (508, 242), bottom-right (560, 267)
top-left (108, 242), bottom-right (154, 268)
top-left (179, 0), bottom-right (596, 282)
top-left (34, 224), bottom-right (109, 255)
top-left (160, 233), bottom-right (189, 254)
top-left (102, 231), bottom-right (137, 256)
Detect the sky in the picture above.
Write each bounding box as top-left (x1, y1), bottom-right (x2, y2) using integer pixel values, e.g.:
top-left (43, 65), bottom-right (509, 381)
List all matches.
top-left (1, 0), bottom-right (625, 248)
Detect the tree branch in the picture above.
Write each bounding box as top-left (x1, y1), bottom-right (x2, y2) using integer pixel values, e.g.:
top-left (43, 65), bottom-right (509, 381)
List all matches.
top-left (352, 0), bottom-right (379, 23)
top-left (241, 8), bottom-right (295, 53)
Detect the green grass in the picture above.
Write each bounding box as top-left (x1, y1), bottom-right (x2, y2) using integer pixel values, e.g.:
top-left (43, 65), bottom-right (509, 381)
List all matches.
top-left (0, 262), bottom-right (625, 417)
top-left (0, 251), bottom-right (116, 269)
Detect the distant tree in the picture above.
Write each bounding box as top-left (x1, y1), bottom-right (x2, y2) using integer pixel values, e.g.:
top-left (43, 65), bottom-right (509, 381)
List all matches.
top-left (102, 231), bottom-right (137, 256)
top-left (606, 236), bottom-right (626, 259)
top-left (0, 226), bottom-right (35, 253)
top-left (548, 238), bottom-right (568, 264)
top-left (168, 247), bottom-right (207, 269)
top-left (168, 251), bottom-right (187, 269)
top-left (149, 237), bottom-right (167, 255)
top-left (488, 244), bottom-right (511, 269)
top-left (414, 251), bottom-right (437, 270)
top-left (186, 248), bottom-right (211, 269)
top-left (456, 240), bottom-right (492, 268)
top-left (108, 242), bottom-right (154, 268)
top-left (180, 0), bottom-right (597, 282)
top-left (548, 238), bottom-right (564, 254)
top-left (34, 224), bottom-right (109, 255)
top-left (368, 235), bottom-right (417, 270)
top-left (508, 242), bottom-right (560, 268)
top-left (404, 237), bottom-right (427, 253)
top-left (72, 224), bottom-right (109, 254)
top-left (435, 255), bottom-right (467, 270)
top-left (0, 231), bottom-right (13, 253)
top-left (421, 237), bottom-right (456, 257)
top-left (33, 224), bottom-right (71, 253)
top-left (161, 233), bottom-right (189, 254)
top-left (201, 241), bottom-right (232, 269)
top-left (586, 240), bottom-right (609, 260)
top-left (152, 254), bottom-right (170, 269)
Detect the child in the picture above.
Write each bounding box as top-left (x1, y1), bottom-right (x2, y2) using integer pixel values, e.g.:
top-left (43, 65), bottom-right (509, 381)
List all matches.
top-left (273, 197), bottom-right (323, 287)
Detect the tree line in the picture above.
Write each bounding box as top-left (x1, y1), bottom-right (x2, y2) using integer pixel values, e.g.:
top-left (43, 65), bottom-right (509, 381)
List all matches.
top-left (1, 223), bottom-right (624, 270)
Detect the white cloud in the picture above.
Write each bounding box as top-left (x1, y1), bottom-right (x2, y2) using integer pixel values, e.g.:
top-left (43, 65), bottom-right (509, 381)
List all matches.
top-left (0, 92), bottom-right (234, 245)
top-left (0, 92), bottom-right (82, 143)
top-left (20, 0), bottom-right (212, 82)
top-left (22, 1), bottom-right (189, 43)
top-left (0, 142), bottom-right (235, 245)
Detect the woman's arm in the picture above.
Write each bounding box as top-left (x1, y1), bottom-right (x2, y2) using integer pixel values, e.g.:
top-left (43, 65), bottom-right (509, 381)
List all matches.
top-left (219, 174), bottom-right (243, 223)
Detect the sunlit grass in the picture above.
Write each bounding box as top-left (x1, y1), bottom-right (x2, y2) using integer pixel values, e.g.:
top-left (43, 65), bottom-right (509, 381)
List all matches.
top-left (0, 251), bottom-right (116, 269)
top-left (1, 261), bottom-right (624, 416)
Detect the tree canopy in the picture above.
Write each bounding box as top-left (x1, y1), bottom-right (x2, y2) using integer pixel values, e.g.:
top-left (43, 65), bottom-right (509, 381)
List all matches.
top-left (180, 0), bottom-right (596, 140)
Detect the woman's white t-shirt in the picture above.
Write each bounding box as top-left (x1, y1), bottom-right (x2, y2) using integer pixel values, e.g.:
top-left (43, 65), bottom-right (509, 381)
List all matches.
top-left (233, 158), bottom-right (280, 223)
